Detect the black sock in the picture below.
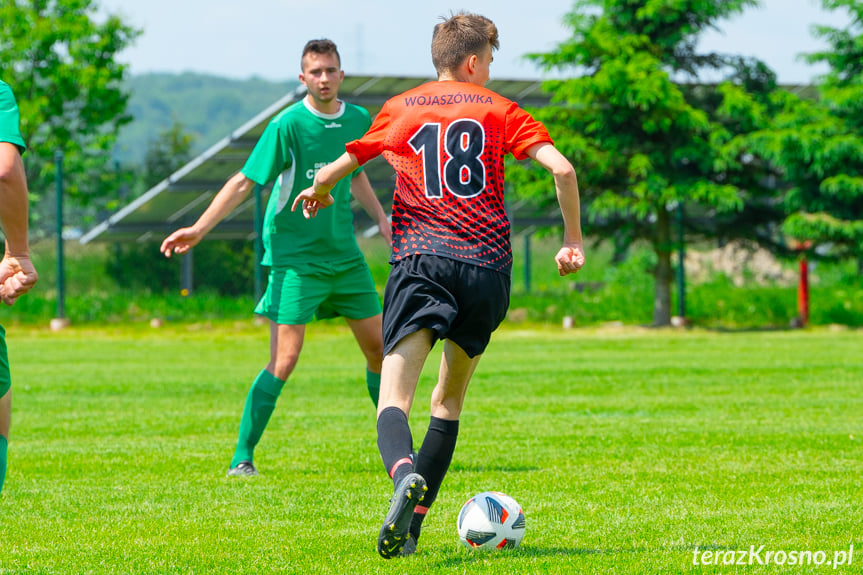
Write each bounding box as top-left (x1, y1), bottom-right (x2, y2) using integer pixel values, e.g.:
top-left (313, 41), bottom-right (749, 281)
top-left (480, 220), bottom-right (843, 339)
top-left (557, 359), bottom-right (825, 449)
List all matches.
top-left (410, 416), bottom-right (459, 539)
top-left (376, 406), bottom-right (414, 488)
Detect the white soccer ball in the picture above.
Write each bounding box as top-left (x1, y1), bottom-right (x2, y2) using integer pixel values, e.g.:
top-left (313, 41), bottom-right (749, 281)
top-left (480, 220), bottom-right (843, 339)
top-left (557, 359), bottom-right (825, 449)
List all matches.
top-left (456, 491), bottom-right (526, 550)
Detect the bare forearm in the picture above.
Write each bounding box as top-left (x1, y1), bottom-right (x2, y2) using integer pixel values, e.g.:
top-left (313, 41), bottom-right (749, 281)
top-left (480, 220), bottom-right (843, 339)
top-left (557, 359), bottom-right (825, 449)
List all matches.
top-left (193, 172), bottom-right (255, 235)
top-left (314, 153), bottom-right (360, 195)
top-left (0, 146), bottom-right (30, 255)
top-left (555, 170), bottom-right (582, 244)
top-left (355, 192), bottom-right (387, 223)
top-left (528, 143), bottom-right (582, 244)
top-left (351, 173), bottom-right (386, 223)
top-left (292, 153), bottom-right (363, 218)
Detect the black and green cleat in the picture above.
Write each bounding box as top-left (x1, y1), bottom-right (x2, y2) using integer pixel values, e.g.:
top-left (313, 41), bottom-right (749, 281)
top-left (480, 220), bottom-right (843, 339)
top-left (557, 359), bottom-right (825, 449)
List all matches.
top-left (377, 472), bottom-right (427, 559)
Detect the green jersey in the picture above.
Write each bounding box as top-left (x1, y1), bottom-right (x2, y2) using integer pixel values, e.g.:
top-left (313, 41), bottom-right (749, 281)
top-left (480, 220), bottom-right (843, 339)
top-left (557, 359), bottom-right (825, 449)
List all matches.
top-left (0, 80), bottom-right (26, 153)
top-left (242, 97), bottom-right (371, 267)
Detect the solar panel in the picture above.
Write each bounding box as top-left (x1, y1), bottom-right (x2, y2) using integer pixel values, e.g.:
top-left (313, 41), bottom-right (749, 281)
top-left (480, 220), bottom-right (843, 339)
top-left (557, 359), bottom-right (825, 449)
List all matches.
top-left (80, 76), bottom-right (553, 245)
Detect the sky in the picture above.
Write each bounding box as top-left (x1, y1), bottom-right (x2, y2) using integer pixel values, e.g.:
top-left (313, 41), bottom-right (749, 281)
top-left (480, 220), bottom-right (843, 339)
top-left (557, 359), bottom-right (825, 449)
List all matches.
top-left (97, 0), bottom-right (850, 84)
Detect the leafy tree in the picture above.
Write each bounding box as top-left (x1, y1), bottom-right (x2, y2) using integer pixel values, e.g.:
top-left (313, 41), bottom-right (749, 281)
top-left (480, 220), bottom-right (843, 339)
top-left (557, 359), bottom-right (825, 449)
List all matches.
top-left (684, 63), bottom-right (792, 253)
top-left (720, 0), bottom-right (863, 283)
top-left (770, 0), bottom-right (863, 264)
top-left (0, 0), bottom-right (140, 232)
top-left (513, 0), bottom-right (787, 325)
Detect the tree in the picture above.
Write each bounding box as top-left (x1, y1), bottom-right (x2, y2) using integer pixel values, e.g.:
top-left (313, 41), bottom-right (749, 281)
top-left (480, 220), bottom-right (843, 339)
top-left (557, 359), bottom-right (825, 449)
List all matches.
top-left (776, 0), bottom-right (863, 263)
top-left (513, 0), bottom-right (786, 325)
top-left (721, 0), bottom-right (863, 280)
top-left (0, 0), bottom-right (140, 232)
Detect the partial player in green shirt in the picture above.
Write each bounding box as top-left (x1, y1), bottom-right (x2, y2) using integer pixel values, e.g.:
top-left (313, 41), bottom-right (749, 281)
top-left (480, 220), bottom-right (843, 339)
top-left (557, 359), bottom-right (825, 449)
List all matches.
top-left (160, 40), bottom-right (391, 478)
top-left (0, 79), bottom-right (40, 496)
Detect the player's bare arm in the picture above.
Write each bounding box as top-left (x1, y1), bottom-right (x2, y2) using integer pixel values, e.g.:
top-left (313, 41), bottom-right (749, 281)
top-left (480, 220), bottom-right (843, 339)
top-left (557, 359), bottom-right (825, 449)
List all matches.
top-left (527, 142), bottom-right (585, 277)
top-left (350, 171), bottom-right (392, 246)
top-left (0, 142), bottom-right (38, 305)
top-left (161, 172), bottom-right (255, 257)
top-left (292, 152), bottom-right (360, 218)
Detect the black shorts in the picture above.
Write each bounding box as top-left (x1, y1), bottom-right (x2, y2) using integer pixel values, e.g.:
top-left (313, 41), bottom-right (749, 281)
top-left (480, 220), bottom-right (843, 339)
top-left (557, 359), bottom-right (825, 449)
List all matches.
top-left (382, 255), bottom-right (511, 358)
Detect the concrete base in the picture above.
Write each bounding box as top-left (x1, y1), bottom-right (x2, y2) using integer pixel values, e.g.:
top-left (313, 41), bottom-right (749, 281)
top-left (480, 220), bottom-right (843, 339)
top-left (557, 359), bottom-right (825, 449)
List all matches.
top-left (50, 318), bottom-right (71, 331)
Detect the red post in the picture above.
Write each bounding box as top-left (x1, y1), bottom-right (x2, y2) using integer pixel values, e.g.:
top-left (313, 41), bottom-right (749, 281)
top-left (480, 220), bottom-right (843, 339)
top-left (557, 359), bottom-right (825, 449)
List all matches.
top-left (797, 255), bottom-right (809, 327)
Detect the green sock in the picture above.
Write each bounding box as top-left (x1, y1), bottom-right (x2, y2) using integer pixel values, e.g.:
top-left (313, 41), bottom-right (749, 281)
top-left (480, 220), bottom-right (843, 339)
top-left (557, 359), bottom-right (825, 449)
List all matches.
top-left (0, 435), bottom-right (7, 496)
top-left (366, 369), bottom-right (380, 408)
top-left (231, 370), bottom-right (285, 468)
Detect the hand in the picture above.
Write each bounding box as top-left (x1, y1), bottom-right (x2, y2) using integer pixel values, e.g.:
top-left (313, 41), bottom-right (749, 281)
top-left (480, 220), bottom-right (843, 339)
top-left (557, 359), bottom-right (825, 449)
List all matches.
top-left (160, 227), bottom-right (203, 258)
top-left (0, 254), bottom-right (38, 306)
top-left (555, 242), bottom-right (585, 277)
top-left (291, 187), bottom-right (334, 219)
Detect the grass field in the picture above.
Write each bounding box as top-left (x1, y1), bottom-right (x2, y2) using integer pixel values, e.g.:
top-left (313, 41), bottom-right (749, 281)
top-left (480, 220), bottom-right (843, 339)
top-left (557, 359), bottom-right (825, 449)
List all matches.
top-left (1, 323), bottom-right (861, 574)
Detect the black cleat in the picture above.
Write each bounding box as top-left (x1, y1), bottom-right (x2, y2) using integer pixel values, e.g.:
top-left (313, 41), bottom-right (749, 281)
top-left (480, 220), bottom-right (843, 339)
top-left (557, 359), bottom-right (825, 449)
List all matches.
top-left (226, 461), bottom-right (258, 477)
top-left (377, 472), bottom-right (427, 559)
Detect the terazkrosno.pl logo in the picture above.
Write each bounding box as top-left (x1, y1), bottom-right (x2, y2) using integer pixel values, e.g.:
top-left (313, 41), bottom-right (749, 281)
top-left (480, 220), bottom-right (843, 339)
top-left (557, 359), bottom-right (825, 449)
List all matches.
top-left (692, 545), bottom-right (854, 568)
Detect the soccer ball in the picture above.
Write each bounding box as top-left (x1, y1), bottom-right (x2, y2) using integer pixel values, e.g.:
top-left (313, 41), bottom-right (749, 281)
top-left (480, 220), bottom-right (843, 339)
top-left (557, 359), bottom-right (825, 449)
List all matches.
top-left (456, 491), bottom-right (526, 550)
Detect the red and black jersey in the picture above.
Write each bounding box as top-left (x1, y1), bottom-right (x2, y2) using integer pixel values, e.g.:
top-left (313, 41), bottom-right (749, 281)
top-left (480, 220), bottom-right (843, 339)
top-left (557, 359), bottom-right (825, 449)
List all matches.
top-left (347, 81), bottom-right (552, 275)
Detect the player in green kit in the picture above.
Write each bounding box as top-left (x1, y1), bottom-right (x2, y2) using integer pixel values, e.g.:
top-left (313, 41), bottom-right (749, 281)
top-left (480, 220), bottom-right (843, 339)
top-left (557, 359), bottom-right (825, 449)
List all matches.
top-left (0, 79), bottom-right (40, 495)
top-left (160, 40), bottom-right (391, 477)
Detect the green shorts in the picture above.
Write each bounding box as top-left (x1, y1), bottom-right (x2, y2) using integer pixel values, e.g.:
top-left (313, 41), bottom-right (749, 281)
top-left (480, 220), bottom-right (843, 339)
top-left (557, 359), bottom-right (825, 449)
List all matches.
top-left (255, 255), bottom-right (382, 325)
top-left (0, 326), bottom-right (9, 398)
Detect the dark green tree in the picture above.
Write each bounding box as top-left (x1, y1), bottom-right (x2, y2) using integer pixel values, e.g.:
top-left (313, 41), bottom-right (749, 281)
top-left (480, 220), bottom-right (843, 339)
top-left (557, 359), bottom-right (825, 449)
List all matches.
top-left (0, 0), bottom-right (140, 231)
top-left (513, 0), bottom-right (787, 325)
top-left (722, 0), bottom-right (863, 281)
top-left (780, 0), bottom-right (863, 262)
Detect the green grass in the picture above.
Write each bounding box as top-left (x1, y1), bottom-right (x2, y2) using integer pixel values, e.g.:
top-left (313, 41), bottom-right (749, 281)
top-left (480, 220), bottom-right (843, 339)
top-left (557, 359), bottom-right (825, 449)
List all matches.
top-left (1, 323), bottom-right (861, 573)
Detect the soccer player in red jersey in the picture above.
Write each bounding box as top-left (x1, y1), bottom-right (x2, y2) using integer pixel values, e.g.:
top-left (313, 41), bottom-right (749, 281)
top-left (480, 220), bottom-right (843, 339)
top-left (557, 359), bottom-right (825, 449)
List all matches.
top-left (293, 12), bottom-right (585, 558)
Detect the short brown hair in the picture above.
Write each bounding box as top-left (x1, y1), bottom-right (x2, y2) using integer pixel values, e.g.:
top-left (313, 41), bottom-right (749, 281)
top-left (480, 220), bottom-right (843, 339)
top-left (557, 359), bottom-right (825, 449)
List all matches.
top-left (301, 39), bottom-right (341, 70)
top-left (431, 12), bottom-right (499, 75)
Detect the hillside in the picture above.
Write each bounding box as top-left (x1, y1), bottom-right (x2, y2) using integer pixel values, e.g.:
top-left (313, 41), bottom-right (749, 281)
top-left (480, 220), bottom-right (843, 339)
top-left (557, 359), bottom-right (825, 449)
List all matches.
top-left (114, 72), bottom-right (299, 164)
